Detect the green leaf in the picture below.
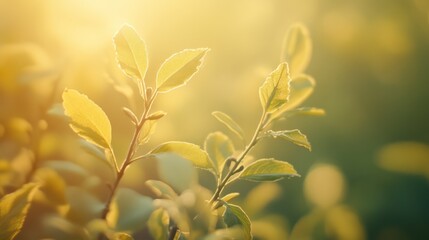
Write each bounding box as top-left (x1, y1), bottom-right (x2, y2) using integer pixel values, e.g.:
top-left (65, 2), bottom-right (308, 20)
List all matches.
top-left (204, 131), bottom-right (235, 174)
top-left (281, 23), bottom-right (312, 74)
top-left (156, 48), bottom-right (209, 93)
top-left (284, 107), bottom-right (325, 118)
top-left (62, 89), bottom-right (112, 149)
top-left (66, 187), bottom-right (104, 224)
top-left (147, 208), bottom-right (169, 240)
top-left (271, 74), bottom-right (315, 119)
top-left (240, 158), bottom-right (299, 182)
top-left (150, 141), bottom-right (214, 171)
top-left (138, 119), bottom-right (158, 145)
top-left (212, 111), bottom-right (245, 141)
top-left (155, 153), bottom-right (197, 192)
top-left (0, 183), bottom-right (39, 240)
top-left (109, 188), bottom-right (154, 232)
top-left (145, 180), bottom-right (178, 200)
top-left (223, 203), bottom-right (252, 240)
top-left (114, 25), bottom-right (148, 87)
top-left (259, 63), bottom-right (291, 113)
top-left (267, 129), bottom-right (311, 151)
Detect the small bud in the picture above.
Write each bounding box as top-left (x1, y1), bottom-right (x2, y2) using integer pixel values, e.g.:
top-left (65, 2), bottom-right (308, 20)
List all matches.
top-left (146, 87), bottom-right (153, 100)
top-left (122, 107), bottom-right (138, 125)
top-left (147, 111), bottom-right (167, 120)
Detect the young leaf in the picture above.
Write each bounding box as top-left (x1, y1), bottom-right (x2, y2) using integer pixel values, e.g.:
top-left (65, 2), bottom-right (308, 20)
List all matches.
top-left (259, 63), bottom-right (291, 113)
top-left (240, 159), bottom-right (300, 182)
top-left (146, 180), bottom-right (178, 200)
top-left (156, 48), bottom-right (209, 93)
top-left (282, 107), bottom-right (326, 118)
top-left (0, 183), bottom-right (40, 240)
top-left (62, 89), bottom-right (112, 149)
top-left (212, 111), bottom-right (245, 141)
top-left (150, 141), bottom-right (214, 171)
top-left (281, 23), bottom-right (312, 74)
top-left (147, 208), bottom-right (169, 240)
top-left (223, 203), bottom-right (252, 240)
top-left (271, 74), bottom-right (315, 120)
top-left (204, 131), bottom-right (235, 174)
top-left (138, 119), bottom-right (158, 145)
top-left (267, 129), bottom-right (311, 151)
top-left (114, 25), bottom-right (148, 90)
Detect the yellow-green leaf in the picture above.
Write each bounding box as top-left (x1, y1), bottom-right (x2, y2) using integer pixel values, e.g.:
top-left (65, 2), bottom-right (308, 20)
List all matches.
top-left (271, 74), bottom-right (315, 119)
top-left (204, 131), bottom-right (235, 174)
top-left (146, 180), bottom-right (178, 200)
top-left (114, 25), bottom-right (148, 87)
top-left (267, 129), bottom-right (311, 151)
top-left (259, 63), bottom-right (291, 113)
top-left (62, 89), bottom-right (112, 149)
top-left (240, 159), bottom-right (299, 182)
top-left (150, 141), bottom-right (214, 171)
top-left (281, 23), bottom-right (312, 74)
top-left (111, 232), bottom-right (134, 240)
top-left (147, 208), bottom-right (169, 240)
top-left (0, 183), bottom-right (39, 240)
top-left (212, 111), bottom-right (245, 141)
top-left (138, 119), bottom-right (158, 145)
top-left (156, 48), bottom-right (209, 93)
top-left (284, 107), bottom-right (326, 118)
top-left (223, 203), bottom-right (252, 240)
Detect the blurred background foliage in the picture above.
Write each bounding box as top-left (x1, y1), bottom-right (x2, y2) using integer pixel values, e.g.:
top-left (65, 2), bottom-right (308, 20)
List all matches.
top-left (1, 0), bottom-right (429, 239)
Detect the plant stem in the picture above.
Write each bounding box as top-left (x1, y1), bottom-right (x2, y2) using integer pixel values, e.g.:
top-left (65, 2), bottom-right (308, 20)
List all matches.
top-left (209, 111), bottom-right (267, 204)
top-left (98, 92), bottom-right (157, 239)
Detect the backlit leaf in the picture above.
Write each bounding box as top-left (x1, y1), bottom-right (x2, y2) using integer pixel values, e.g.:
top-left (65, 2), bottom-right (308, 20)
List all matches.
top-left (240, 159), bottom-right (299, 182)
top-left (111, 232), bottom-right (134, 240)
top-left (267, 129), bottom-right (311, 151)
top-left (204, 131), bottom-right (235, 174)
top-left (281, 23), bottom-right (312, 74)
top-left (150, 141), bottom-right (214, 171)
top-left (284, 107), bottom-right (326, 118)
top-left (259, 63), bottom-right (291, 113)
top-left (114, 25), bottom-right (148, 89)
top-left (223, 203), bottom-right (252, 240)
top-left (271, 74), bottom-right (315, 119)
top-left (212, 111), bottom-right (245, 141)
top-left (146, 180), bottom-right (178, 200)
top-left (156, 48), bottom-right (209, 93)
top-left (0, 183), bottom-right (39, 240)
top-left (62, 89), bottom-right (112, 149)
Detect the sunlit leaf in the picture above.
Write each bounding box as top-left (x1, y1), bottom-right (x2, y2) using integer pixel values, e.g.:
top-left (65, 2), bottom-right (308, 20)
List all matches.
top-left (281, 23), bottom-right (312, 74)
top-left (259, 63), bottom-right (291, 113)
top-left (62, 89), bottom-right (112, 149)
top-left (0, 183), bottom-right (39, 240)
top-left (212, 111), bottom-right (245, 141)
top-left (108, 188), bottom-right (154, 231)
top-left (156, 48), bottom-right (209, 93)
top-left (150, 141), bottom-right (214, 171)
top-left (155, 153), bottom-right (197, 192)
top-left (114, 25), bottom-right (148, 91)
top-left (284, 107), bottom-right (326, 118)
top-left (147, 209), bottom-right (169, 240)
top-left (222, 192), bottom-right (240, 203)
top-left (240, 159), bottom-right (299, 182)
top-left (204, 131), bottom-right (235, 174)
top-left (153, 199), bottom-right (190, 233)
top-left (223, 203), bottom-right (252, 240)
top-left (146, 180), bottom-right (178, 200)
top-left (138, 119), bottom-right (158, 145)
top-left (266, 129), bottom-right (311, 151)
top-left (271, 74), bottom-right (315, 119)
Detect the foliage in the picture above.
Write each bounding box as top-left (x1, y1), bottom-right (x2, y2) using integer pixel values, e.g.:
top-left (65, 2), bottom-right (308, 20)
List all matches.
top-left (0, 23), bottom-right (322, 240)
